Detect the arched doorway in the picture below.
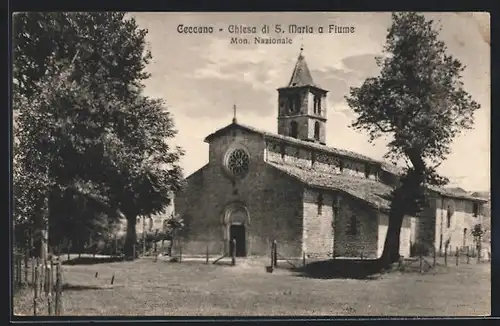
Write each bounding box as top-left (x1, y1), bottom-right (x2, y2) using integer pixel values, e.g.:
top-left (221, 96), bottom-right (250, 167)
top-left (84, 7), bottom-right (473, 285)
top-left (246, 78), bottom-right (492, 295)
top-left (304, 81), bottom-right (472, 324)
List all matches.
top-left (223, 204), bottom-right (249, 257)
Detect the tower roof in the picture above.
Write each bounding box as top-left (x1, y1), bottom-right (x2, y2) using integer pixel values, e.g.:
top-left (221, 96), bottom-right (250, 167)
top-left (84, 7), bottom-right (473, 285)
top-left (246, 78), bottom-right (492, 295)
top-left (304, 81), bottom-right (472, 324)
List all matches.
top-left (288, 51), bottom-right (316, 88)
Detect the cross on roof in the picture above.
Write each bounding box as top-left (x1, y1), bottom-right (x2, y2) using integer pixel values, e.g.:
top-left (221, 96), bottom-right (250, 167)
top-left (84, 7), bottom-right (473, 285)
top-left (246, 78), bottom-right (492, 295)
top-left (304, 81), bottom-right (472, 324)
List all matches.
top-left (232, 104), bottom-right (237, 123)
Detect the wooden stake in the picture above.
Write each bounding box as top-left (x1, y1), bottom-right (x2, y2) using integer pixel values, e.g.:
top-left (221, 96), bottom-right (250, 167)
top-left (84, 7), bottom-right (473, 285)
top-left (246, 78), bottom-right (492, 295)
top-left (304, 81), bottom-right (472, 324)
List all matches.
top-left (55, 262), bottom-right (62, 316)
top-left (455, 247), bottom-right (459, 266)
top-left (273, 240), bottom-right (278, 267)
top-left (231, 239), bottom-right (236, 266)
top-left (67, 240), bottom-right (71, 262)
top-left (179, 243), bottom-right (182, 263)
top-left (31, 257), bottom-right (35, 284)
top-left (444, 246), bottom-right (448, 266)
top-left (419, 252), bottom-right (423, 273)
top-left (33, 264), bottom-right (39, 316)
top-left (433, 247), bottom-right (436, 267)
top-left (206, 245), bottom-right (209, 264)
top-left (24, 250), bottom-right (29, 284)
top-left (270, 242), bottom-right (275, 271)
top-left (467, 247), bottom-right (470, 264)
top-left (303, 251), bottom-right (306, 267)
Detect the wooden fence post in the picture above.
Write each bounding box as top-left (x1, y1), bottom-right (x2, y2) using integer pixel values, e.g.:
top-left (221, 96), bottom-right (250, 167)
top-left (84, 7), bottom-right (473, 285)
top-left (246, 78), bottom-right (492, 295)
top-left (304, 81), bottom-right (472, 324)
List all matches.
top-left (269, 242), bottom-right (275, 272)
top-left (31, 257), bottom-right (35, 285)
top-left (433, 247), bottom-right (436, 267)
top-left (37, 257), bottom-right (42, 295)
top-left (419, 251), bottom-right (423, 273)
top-left (179, 243), bottom-right (182, 263)
top-left (24, 250), bottom-right (29, 284)
top-left (33, 264), bottom-right (39, 316)
top-left (231, 239), bottom-right (236, 266)
top-left (206, 245), bottom-right (209, 264)
top-left (273, 240), bottom-right (278, 268)
top-left (477, 246), bottom-right (481, 263)
top-left (67, 240), bottom-right (71, 262)
top-left (444, 246), bottom-right (448, 266)
top-left (455, 247), bottom-right (459, 266)
top-left (302, 251), bottom-right (306, 267)
top-left (466, 247), bottom-right (470, 264)
top-left (55, 262), bottom-right (62, 316)
top-left (47, 261), bottom-right (52, 315)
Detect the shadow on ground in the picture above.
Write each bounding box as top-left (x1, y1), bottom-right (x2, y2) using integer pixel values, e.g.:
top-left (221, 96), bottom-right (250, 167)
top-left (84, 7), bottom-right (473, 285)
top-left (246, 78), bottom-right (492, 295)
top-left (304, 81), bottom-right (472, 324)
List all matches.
top-left (62, 256), bottom-right (124, 266)
top-left (291, 259), bottom-right (384, 279)
top-left (62, 283), bottom-right (113, 291)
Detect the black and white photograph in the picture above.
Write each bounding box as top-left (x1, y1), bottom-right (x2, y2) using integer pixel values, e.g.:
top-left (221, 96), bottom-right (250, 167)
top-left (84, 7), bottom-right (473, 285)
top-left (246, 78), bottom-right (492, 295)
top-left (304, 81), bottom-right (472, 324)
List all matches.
top-left (12, 12), bottom-right (490, 317)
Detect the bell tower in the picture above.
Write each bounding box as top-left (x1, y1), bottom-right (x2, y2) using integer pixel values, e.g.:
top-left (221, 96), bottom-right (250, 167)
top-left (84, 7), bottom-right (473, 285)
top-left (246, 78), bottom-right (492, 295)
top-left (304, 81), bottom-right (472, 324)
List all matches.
top-left (277, 48), bottom-right (328, 144)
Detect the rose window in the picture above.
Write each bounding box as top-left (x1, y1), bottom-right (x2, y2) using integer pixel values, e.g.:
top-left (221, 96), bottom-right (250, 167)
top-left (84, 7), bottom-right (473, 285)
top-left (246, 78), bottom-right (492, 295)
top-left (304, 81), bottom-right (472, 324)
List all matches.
top-left (226, 148), bottom-right (250, 177)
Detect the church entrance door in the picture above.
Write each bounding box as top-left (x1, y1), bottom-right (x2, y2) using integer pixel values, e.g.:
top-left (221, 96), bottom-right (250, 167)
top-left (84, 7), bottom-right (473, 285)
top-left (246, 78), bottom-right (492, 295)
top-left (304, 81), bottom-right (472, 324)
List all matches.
top-left (229, 224), bottom-right (246, 257)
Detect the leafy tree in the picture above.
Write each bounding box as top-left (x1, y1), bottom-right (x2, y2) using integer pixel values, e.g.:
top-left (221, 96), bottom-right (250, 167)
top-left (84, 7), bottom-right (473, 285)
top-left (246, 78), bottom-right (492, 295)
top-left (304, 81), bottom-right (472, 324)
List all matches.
top-left (345, 13), bottom-right (480, 266)
top-left (13, 12), bottom-right (150, 102)
top-left (13, 13), bottom-right (183, 259)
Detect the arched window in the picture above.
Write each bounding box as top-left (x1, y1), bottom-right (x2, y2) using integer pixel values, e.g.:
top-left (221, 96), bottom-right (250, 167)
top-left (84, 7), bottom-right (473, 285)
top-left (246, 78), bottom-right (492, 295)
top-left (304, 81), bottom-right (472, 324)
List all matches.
top-left (347, 215), bottom-right (358, 236)
top-left (290, 121), bottom-right (298, 138)
top-left (280, 143), bottom-right (286, 159)
top-left (314, 121), bottom-right (320, 141)
top-left (317, 193), bottom-right (324, 215)
top-left (447, 205), bottom-right (453, 228)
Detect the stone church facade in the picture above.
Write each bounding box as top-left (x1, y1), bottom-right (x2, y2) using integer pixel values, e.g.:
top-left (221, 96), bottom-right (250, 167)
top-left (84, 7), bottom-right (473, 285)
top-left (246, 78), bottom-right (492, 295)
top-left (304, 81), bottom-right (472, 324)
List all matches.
top-left (174, 51), bottom-right (487, 259)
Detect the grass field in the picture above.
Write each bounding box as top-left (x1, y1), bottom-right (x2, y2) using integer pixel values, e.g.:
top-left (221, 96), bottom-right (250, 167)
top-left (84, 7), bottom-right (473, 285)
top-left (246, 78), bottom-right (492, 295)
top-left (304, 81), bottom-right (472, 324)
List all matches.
top-left (13, 255), bottom-right (490, 317)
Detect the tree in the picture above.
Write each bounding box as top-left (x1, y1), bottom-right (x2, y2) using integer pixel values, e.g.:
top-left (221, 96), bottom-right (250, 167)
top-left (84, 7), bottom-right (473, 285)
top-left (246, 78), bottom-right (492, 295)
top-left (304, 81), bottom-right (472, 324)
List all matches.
top-left (345, 13), bottom-right (480, 266)
top-left (13, 13), bottom-right (183, 259)
top-left (13, 12), bottom-right (150, 102)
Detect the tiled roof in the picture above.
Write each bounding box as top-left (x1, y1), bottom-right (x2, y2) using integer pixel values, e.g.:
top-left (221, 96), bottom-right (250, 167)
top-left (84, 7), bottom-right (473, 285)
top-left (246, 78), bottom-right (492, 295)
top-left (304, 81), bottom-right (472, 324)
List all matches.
top-left (287, 53), bottom-right (316, 88)
top-left (203, 122), bottom-right (484, 204)
top-left (204, 122), bottom-right (379, 163)
top-left (267, 161), bottom-right (393, 212)
top-left (427, 185), bottom-right (488, 203)
top-left (380, 163), bottom-right (486, 203)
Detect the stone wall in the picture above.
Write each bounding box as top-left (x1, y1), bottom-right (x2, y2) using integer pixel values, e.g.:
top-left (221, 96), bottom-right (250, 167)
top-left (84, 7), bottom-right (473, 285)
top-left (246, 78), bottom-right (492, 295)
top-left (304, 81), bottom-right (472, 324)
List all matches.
top-left (302, 188), bottom-right (334, 258)
top-left (434, 196), bottom-right (483, 254)
top-left (265, 140), bottom-right (379, 181)
top-left (333, 195), bottom-right (379, 258)
top-left (377, 214), bottom-right (412, 258)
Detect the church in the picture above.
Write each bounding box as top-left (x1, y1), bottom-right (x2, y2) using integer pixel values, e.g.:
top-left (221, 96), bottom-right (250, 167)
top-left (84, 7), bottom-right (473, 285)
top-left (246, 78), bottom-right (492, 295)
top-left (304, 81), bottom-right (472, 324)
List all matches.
top-left (174, 50), bottom-right (487, 259)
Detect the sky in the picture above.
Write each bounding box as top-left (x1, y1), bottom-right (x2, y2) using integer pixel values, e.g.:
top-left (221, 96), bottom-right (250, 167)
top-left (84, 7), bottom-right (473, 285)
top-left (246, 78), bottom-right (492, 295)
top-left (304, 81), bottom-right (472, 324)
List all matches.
top-left (132, 12), bottom-right (490, 192)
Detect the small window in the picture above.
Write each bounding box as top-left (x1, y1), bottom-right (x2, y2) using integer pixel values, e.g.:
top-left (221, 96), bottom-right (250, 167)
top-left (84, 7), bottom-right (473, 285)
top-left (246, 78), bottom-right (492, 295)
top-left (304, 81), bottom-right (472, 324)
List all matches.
top-left (447, 206), bottom-right (453, 228)
top-left (347, 215), bottom-right (358, 235)
top-left (290, 121), bottom-right (298, 138)
top-left (473, 203), bottom-right (479, 217)
top-left (317, 193), bottom-right (324, 215)
top-left (314, 122), bottom-right (320, 141)
top-left (311, 151), bottom-right (316, 165)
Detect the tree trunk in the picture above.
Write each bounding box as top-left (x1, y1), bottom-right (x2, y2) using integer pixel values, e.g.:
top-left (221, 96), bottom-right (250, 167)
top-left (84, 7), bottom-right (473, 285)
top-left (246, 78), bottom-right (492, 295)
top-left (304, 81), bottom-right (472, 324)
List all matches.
top-left (124, 215), bottom-right (137, 259)
top-left (378, 197), bottom-right (405, 267)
